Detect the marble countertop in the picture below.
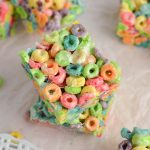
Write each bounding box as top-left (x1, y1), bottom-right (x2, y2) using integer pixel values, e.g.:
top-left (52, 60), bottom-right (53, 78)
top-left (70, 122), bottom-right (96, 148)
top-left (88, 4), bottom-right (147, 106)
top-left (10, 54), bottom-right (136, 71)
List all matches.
top-left (0, 0), bottom-right (150, 150)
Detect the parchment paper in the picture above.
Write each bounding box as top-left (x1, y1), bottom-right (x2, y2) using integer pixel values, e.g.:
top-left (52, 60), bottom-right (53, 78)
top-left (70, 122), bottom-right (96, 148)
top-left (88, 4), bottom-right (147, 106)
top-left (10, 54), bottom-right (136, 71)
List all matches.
top-left (0, 0), bottom-right (150, 150)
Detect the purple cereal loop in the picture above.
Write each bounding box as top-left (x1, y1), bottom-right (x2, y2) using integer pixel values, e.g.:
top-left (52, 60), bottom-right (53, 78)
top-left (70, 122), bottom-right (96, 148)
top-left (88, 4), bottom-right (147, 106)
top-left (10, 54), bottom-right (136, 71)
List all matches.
top-left (59, 9), bottom-right (69, 17)
top-left (71, 24), bottom-right (87, 37)
top-left (94, 47), bottom-right (108, 63)
top-left (100, 100), bottom-right (108, 109)
top-left (118, 140), bottom-right (132, 150)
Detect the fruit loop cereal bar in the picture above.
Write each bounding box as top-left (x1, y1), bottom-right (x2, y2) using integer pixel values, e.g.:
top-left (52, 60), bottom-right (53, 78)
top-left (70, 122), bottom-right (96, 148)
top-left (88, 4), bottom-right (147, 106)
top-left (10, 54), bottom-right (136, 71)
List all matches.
top-left (20, 23), bottom-right (121, 137)
top-left (0, 0), bottom-right (83, 38)
top-left (0, 131), bottom-right (40, 150)
top-left (119, 127), bottom-right (150, 150)
top-left (117, 0), bottom-right (150, 48)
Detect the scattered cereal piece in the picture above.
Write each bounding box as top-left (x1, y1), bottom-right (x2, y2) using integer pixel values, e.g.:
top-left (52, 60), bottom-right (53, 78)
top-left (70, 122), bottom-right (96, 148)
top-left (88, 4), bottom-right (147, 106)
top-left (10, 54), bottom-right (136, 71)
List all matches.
top-left (118, 127), bottom-right (150, 150)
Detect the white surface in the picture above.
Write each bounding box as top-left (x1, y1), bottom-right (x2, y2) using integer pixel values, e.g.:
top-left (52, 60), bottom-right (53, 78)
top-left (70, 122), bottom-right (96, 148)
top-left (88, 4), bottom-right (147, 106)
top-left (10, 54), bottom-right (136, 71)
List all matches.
top-left (0, 0), bottom-right (150, 150)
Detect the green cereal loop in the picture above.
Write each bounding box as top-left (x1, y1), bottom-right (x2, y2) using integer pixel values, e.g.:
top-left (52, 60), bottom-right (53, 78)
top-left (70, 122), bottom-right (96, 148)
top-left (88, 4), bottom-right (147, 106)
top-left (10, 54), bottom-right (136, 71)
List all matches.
top-left (30, 69), bottom-right (45, 86)
top-left (55, 109), bottom-right (67, 125)
top-left (90, 103), bottom-right (102, 117)
top-left (82, 63), bottom-right (99, 79)
top-left (19, 50), bottom-right (29, 64)
top-left (61, 14), bottom-right (76, 25)
top-left (0, 77), bottom-right (4, 88)
top-left (55, 50), bottom-right (71, 67)
top-left (0, 26), bottom-right (6, 39)
top-left (70, 5), bottom-right (83, 15)
top-left (63, 35), bottom-right (79, 51)
top-left (65, 86), bottom-right (81, 94)
top-left (78, 35), bottom-right (94, 52)
top-left (45, 31), bottom-right (59, 43)
top-left (110, 61), bottom-right (121, 83)
top-left (16, 6), bottom-right (28, 19)
top-left (59, 29), bottom-right (69, 42)
top-left (117, 22), bottom-right (128, 31)
top-left (123, 0), bottom-right (135, 11)
top-left (66, 64), bottom-right (83, 76)
top-left (97, 59), bottom-right (104, 69)
top-left (132, 134), bottom-right (150, 147)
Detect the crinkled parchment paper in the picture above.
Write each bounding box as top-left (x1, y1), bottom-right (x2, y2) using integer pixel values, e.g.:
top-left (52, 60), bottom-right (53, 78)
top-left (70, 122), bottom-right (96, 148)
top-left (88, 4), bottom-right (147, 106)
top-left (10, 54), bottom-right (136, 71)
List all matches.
top-left (0, 0), bottom-right (150, 150)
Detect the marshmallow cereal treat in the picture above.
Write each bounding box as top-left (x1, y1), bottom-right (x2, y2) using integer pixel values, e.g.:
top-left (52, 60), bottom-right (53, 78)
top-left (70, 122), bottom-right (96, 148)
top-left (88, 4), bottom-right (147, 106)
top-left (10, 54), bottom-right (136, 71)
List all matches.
top-left (20, 23), bottom-right (121, 137)
top-left (117, 0), bottom-right (150, 48)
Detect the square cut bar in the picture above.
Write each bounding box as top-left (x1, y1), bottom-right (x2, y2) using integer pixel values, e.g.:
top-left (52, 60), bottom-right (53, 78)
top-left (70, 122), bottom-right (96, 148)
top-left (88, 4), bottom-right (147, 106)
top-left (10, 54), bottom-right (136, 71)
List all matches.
top-left (0, 0), bottom-right (83, 38)
top-left (117, 0), bottom-right (150, 48)
top-left (118, 127), bottom-right (150, 150)
top-left (20, 23), bottom-right (121, 137)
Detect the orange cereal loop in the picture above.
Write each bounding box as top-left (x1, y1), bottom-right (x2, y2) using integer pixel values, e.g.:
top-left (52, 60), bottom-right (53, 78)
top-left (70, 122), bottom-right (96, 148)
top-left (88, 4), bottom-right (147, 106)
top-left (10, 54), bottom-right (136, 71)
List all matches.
top-left (41, 40), bottom-right (51, 46)
top-left (82, 55), bottom-right (96, 66)
top-left (33, 10), bottom-right (48, 29)
top-left (122, 36), bottom-right (135, 45)
top-left (64, 1), bottom-right (72, 9)
top-left (50, 43), bottom-right (61, 58)
top-left (101, 64), bottom-right (117, 82)
top-left (85, 116), bottom-right (99, 132)
top-left (102, 84), bottom-right (119, 100)
top-left (109, 83), bottom-right (119, 92)
top-left (41, 59), bottom-right (59, 76)
top-left (135, 37), bottom-right (148, 45)
top-left (45, 0), bottom-right (53, 9)
top-left (37, 13), bottom-right (48, 29)
top-left (42, 83), bottom-right (62, 102)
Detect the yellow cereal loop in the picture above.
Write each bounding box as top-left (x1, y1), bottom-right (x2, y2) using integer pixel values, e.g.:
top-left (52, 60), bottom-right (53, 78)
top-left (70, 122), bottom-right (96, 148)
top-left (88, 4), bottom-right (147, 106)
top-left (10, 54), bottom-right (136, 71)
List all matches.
top-left (133, 0), bottom-right (148, 10)
top-left (135, 16), bottom-right (147, 31)
top-left (10, 131), bottom-right (23, 139)
top-left (25, 21), bottom-right (34, 33)
top-left (132, 146), bottom-right (149, 150)
top-left (28, 0), bottom-right (37, 8)
top-left (66, 76), bottom-right (85, 87)
top-left (31, 49), bottom-right (49, 63)
top-left (79, 110), bottom-right (90, 120)
top-left (121, 2), bottom-right (131, 12)
top-left (81, 85), bottom-right (99, 96)
top-left (52, 0), bottom-right (65, 10)
top-left (73, 21), bottom-right (80, 25)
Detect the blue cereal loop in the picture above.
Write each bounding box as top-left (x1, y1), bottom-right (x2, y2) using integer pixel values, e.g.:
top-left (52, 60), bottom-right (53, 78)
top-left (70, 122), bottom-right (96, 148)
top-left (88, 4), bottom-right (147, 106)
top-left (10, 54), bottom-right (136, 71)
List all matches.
top-left (121, 128), bottom-right (132, 140)
top-left (63, 35), bottom-right (79, 51)
top-left (66, 64), bottom-right (83, 76)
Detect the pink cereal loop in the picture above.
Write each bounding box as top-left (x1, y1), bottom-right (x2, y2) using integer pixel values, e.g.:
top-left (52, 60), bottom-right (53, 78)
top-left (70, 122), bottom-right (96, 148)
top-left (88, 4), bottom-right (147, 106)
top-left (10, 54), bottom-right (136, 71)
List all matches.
top-left (29, 59), bottom-right (42, 69)
top-left (60, 93), bottom-right (78, 109)
top-left (79, 93), bottom-right (95, 106)
top-left (120, 11), bottom-right (135, 26)
top-left (49, 67), bottom-right (66, 85)
top-left (0, 2), bottom-right (9, 22)
top-left (86, 76), bottom-right (109, 92)
top-left (43, 9), bottom-right (53, 16)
